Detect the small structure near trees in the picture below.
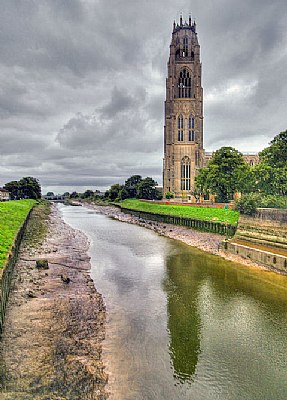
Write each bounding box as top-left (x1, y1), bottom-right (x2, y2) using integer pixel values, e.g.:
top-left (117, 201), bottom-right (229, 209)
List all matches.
top-left (0, 188), bottom-right (10, 201)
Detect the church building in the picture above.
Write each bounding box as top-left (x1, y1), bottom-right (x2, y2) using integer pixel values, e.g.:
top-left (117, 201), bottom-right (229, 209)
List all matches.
top-left (163, 16), bottom-right (204, 201)
top-left (163, 16), bottom-right (258, 202)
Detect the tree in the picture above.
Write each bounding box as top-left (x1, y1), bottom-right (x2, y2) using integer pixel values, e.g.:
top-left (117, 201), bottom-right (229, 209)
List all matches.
top-left (137, 177), bottom-right (158, 200)
top-left (70, 191), bottom-right (79, 198)
top-left (18, 177), bottom-right (41, 199)
top-left (124, 175), bottom-right (142, 198)
top-left (4, 177), bottom-right (41, 199)
top-left (3, 180), bottom-right (20, 199)
top-left (46, 192), bottom-right (55, 197)
top-left (252, 163), bottom-right (275, 195)
top-left (252, 130), bottom-right (287, 196)
top-left (82, 189), bottom-right (94, 198)
top-left (259, 130), bottom-right (287, 168)
top-left (195, 147), bottom-right (250, 203)
top-left (119, 187), bottom-right (129, 200)
top-left (107, 184), bottom-right (123, 201)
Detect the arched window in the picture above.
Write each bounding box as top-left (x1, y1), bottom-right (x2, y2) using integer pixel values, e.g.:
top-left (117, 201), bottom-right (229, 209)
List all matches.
top-left (183, 37), bottom-right (188, 57)
top-left (188, 115), bottom-right (195, 129)
top-left (177, 114), bottom-right (184, 141)
top-left (181, 157), bottom-right (191, 190)
top-left (178, 68), bottom-right (192, 98)
top-left (188, 115), bottom-right (195, 141)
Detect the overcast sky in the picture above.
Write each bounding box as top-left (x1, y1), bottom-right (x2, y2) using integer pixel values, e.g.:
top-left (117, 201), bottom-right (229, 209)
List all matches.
top-left (0, 0), bottom-right (286, 193)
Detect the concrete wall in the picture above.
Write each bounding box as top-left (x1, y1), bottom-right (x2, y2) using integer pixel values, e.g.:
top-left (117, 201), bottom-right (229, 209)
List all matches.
top-left (255, 208), bottom-right (287, 223)
top-left (224, 241), bottom-right (287, 273)
top-left (0, 208), bottom-right (33, 332)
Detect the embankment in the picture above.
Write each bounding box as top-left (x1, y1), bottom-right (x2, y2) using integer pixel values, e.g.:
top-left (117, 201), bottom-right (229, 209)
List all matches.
top-left (0, 201), bottom-right (36, 332)
top-left (226, 210), bottom-right (287, 273)
top-left (0, 204), bottom-right (108, 400)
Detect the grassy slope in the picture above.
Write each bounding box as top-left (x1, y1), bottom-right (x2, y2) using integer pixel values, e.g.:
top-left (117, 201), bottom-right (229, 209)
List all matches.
top-left (0, 200), bottom-right (36, 268)
top-left (120, 199), bottom-right (239, 226)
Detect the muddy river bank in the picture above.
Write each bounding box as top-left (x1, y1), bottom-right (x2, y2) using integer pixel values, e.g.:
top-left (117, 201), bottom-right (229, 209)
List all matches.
top-left (0, 204), bottom-right (108, 400)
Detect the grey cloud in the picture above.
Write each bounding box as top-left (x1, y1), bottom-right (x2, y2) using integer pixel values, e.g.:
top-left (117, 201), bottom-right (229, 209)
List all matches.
top-left (101, 86), bottom-right (146, 118)
top-left (0, 0), bottom-right (286, 191)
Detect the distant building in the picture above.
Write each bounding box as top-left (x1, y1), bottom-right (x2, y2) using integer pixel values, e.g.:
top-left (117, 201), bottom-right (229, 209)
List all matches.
top-left (204, 152), bottom-right (259, 167)
top-left (0, 188), bottom-right (10, 201)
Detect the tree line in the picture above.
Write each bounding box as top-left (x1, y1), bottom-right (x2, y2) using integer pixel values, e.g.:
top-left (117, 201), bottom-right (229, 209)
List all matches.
top-left (104, 175), bottom-right (161, 201)
top-left (194, 129), bottom-right (287, 212)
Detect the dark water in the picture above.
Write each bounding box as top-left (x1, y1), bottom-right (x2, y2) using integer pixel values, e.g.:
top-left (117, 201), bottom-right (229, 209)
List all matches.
top-left (59, 205), bottom-right (287, 400)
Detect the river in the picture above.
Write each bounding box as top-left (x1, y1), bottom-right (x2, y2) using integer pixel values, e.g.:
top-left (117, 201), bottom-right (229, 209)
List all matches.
top-left (59, 204), bottom-right (287, 400)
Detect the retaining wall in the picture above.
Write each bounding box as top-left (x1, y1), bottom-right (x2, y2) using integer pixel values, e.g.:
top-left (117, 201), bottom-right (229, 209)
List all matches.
top-left (255, 208), bottom-right (287, 223)
top-left (223, 241), bottom-right (287, 273)
top-left (0, 208), bottom-right (33, 333)
top-left (120, 207), bottom-right (237, 236)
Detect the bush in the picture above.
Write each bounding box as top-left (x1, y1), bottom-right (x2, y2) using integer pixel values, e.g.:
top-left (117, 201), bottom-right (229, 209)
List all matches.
top-left (257, 195), bottom-right (287, 208)
top-left (165, 192), bottom-right (174, 199)
top-left (234, 195), bottom-right (257, 215)
top-left (235, 193), bottom-right (287, 214)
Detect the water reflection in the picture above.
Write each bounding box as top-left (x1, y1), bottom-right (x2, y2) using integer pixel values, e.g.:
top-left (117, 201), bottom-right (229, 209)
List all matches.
top-left (164, 252), bottom-right (202, 382)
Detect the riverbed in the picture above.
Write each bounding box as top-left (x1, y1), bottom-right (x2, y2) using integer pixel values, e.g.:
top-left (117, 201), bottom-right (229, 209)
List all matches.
top-left (60, 204), bottom-right (287, 400)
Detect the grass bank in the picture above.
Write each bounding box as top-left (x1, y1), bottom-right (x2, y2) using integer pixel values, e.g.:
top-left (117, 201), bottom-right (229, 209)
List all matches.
top-left (119, 199), bottom-right (239, 226)
top-left (0, 200), bottom-right (37, 268)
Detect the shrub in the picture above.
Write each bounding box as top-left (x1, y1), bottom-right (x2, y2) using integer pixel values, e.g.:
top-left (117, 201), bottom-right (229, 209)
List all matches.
top-left (165, 192), bottom-right (174, 199)
top-left (234, 195), bottom-right (257, 215)
top-left (258, 195), bottom-right (287, 208)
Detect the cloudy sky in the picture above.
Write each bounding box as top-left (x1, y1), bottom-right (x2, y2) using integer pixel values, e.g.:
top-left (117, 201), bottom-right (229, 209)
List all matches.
top-left (0, 0), bottom-right (286, 193)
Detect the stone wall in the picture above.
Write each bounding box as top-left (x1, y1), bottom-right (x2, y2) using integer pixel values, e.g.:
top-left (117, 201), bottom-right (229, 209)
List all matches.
top-left (223, 241), bottom-right (287, 273)
top-left (0, 209), bottom-right (33, 332)
top-left (255, 208), bottom-right (287, 223)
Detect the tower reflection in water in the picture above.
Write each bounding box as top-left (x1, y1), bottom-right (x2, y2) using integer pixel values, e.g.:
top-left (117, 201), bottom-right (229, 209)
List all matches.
top-left (164, 251), bottom-right (203, 383)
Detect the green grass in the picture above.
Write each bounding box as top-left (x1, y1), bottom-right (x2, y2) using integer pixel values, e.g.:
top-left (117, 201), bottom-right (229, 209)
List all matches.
top-left (120, 199), bottom-right (239, 226)
top-left (0, 199), bottom-right (36, 268)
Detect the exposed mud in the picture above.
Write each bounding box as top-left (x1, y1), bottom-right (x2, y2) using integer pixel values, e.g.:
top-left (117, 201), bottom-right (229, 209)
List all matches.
top-left (0, 204), bottom-right (108, 400)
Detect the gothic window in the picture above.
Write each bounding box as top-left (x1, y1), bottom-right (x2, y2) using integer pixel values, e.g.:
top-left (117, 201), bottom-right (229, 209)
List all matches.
top-left (191, 51), bottom-right (195, 61)
top-left (188, 115), bottom-right (195, 129)
top-left (177, 114), bottom-right (184, 141)
top-left (188, 115), bottom-right (195, 141)
top-left (183, 37), bottom-right (188, 57)
top-left (188, 131), bottom-right (195, 141)
top-left (178, 68), bottom-right (192, 98)
top-left (181, 156), bottom-right (191, 190)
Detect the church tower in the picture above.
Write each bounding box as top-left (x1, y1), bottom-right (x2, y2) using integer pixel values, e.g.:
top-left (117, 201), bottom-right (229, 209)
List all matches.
top-left (163, 15), bottom-right (204, 201)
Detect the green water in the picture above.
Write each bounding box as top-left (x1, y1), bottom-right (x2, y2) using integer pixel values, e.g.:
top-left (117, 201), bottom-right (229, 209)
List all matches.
top-left (60, 205), bottom-right (287, 400)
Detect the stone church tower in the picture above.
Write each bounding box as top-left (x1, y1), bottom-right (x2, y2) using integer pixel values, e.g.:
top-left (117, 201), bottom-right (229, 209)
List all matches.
top-left (163, 16), bottom-right (205, 201)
